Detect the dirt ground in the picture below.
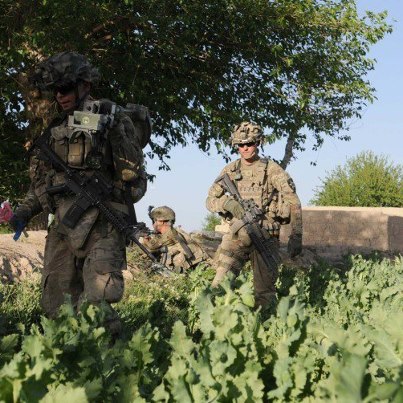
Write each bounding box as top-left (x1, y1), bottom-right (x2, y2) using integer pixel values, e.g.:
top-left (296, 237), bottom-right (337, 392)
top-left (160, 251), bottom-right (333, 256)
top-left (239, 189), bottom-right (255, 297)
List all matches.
top-left (0, 230), bottom-right (141, 283)
top-left (0, 229), bottom-right (320, 284)
top-left (0, 231), bottom-right (46, 282)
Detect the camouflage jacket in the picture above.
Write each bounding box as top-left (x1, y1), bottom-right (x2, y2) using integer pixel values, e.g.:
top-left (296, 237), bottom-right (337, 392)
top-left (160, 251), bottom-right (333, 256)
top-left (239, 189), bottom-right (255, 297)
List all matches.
top-left (16, 98), bottom-right (148, 249)
top-left (142, 227), bottom-right (209, 272)
top-left (206, 157), bottom-right (302, 237)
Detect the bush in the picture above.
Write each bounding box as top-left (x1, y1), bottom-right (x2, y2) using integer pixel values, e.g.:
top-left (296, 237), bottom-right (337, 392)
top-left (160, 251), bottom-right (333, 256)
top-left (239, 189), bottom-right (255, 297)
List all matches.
top-left (311, 151), bottom-right (403, 207)
top-left (201, 212), bottom-right (221, 231)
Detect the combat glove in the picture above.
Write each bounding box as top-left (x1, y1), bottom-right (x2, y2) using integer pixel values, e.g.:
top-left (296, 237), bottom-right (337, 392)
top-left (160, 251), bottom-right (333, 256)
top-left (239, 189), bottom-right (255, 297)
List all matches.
top-left (288, 233), bottom-right (302, 258)
top-left (223, 198), bottom-right (245, 220)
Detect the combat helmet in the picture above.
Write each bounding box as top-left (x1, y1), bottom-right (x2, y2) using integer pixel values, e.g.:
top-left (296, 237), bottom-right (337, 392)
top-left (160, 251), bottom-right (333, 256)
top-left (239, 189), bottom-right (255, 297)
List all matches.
top-left (149, 206), bottom-right (176, 223)
top-left (231, 122), bottom-right (263, 146)
top-left (31, 51), bottom-right (100, 92)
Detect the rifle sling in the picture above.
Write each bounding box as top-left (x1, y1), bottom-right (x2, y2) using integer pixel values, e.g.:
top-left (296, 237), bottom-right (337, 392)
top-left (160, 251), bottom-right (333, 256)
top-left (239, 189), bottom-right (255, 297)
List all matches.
top-left (176, 233), bottom-right (195, 261)
top-left (123, 182), bottom-right (137, 225)
top-left (230, 218), bottom-right (248, 235)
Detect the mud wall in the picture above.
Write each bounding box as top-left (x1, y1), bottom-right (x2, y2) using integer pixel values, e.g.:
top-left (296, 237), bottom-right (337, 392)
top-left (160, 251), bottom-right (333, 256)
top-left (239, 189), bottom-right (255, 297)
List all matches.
top-left (280, 207), bottom-right (403, 259)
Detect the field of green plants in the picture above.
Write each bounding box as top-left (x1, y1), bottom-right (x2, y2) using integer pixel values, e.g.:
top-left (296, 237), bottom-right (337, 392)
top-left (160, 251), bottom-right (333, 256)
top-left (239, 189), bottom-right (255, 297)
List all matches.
top-left (0, 255), bottom-right (402, 402)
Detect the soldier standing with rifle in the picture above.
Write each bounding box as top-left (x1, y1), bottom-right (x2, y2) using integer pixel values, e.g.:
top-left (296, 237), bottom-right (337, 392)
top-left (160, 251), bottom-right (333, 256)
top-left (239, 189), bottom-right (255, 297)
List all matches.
top-left (9, 52), bottom-right (151, 337)
top-left (206, 122), bottom-right (303, 308)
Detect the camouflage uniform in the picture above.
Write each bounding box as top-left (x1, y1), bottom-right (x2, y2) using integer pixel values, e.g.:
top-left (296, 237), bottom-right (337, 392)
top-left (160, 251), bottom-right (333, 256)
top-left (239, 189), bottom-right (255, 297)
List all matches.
top-left (13, 52), bottom-right (150, 334)
top-left (142, 206), bottom-right (210, 273)
top-left (206, 122), bottom-right (302, 307)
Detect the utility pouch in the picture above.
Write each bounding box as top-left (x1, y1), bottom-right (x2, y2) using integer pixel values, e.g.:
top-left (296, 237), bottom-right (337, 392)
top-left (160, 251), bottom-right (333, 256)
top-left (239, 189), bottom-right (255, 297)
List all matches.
top-left (62, 194), bottom-right (93, 228)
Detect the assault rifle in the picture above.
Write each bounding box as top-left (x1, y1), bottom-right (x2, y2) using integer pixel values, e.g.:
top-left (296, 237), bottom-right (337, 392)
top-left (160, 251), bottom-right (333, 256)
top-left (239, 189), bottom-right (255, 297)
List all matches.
top-left (31, 127), bottom-right (173, 277)
top-left (218, 173), bottom-right (281, 270)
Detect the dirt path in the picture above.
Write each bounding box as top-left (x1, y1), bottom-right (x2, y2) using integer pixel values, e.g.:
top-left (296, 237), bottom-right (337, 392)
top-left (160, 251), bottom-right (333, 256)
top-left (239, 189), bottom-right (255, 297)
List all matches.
top-left (0, 231), bottom-right (46, 282)
top-left (0, 231), bottom-right (141, 283)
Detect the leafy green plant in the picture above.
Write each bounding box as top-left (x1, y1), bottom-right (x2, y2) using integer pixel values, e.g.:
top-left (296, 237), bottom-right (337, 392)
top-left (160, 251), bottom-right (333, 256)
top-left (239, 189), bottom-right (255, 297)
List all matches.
top-left (201, 213), bottom-right (221, 232)
top-left (1, 256), bottom-right (402, 401)
top-left (0, 277), bottom-right (42, 336)
top-left (116, 271), bottom-right (193, 338)
top-left (311, 151), bottom-right (403, 207)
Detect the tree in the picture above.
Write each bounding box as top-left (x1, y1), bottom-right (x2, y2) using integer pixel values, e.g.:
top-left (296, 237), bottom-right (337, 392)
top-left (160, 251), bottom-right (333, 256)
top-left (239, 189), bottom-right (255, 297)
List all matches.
top-left (202, 213), bottom-right (221, 232)
top-left (310, 151), bottom-right (403, 207)
top-left (0, 103), bottom-right (30, 202)
top-left (0, 0), bottom-right (391, 200)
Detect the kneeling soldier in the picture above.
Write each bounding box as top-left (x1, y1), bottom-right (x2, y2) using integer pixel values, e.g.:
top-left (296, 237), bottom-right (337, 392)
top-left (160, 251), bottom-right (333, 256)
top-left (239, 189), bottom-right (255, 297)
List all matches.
top-left (141, 206), bottom-right (210, 273)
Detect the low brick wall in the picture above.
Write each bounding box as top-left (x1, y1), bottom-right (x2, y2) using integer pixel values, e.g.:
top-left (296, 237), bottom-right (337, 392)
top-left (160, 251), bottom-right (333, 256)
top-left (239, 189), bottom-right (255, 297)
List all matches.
top-left (280, 207), bottom-right (403, 260)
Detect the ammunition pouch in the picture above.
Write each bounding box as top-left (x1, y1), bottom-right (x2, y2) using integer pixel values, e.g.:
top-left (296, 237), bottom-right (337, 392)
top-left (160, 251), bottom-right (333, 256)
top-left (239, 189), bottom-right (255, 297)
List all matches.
top-left (51, 124), bottom-right (98, 170)
top-left (262, 221), bottom-right (280, 238)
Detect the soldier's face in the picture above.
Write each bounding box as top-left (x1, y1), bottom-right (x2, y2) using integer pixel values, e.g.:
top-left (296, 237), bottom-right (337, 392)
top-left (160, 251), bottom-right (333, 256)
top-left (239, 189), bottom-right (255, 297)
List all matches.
top-left (55, 86), bottom-right (76, 110)
top-left (153, 220), bottom-right (162, 233)
top-left (238, 142), bottom-right (258, 161)
top-left (54, 81), bottom-right (90, 111)
top-left (153, 219), bottom-right (171, 234)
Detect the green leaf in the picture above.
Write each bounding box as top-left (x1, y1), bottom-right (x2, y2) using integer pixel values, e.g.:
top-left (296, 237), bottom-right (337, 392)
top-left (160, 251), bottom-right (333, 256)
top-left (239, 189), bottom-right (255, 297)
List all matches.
top-left (170, 322), bottom-right (194, 356)
top-left (22, 335), bottom-right (44, 359)
top-left (40, 384), bottom-right (88, 403)
top-left (333, 353), bottom-right (367, 402)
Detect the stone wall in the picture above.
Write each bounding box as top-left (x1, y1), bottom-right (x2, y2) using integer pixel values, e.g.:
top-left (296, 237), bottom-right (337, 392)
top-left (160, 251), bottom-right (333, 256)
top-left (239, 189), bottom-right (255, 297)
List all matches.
top-left (280, 207), bottom-right (403, 260)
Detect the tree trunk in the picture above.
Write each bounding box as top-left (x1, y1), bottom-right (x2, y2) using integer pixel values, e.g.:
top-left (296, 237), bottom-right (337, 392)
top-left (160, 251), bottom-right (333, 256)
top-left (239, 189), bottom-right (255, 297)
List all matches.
top-left (280, 130), bottom-right (297, 169)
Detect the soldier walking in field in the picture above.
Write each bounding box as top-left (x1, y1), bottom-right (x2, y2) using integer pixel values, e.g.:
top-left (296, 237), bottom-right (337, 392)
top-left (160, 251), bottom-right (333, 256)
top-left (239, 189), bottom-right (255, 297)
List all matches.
top-left (206, 122), bottom-right (303, 308)
top-left (9, 52), bottom-right (150, 336)
top-left (140, 206), bottom-right (211, 273)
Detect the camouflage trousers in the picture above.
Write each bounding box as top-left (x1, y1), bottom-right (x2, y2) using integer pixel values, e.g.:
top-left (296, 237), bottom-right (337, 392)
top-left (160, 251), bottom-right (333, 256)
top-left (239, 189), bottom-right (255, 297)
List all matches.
top-left (42, 220), bottom-right (126, 336)
top-left (212, 225), bottom-right (280, 308)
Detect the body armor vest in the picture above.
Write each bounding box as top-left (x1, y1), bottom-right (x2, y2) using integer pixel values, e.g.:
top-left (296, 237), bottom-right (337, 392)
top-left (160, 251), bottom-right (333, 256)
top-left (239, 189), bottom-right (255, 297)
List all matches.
top-left (227, 158), bottom-right (286, 232)
top-left (229, 159), bottom-right (269, 210)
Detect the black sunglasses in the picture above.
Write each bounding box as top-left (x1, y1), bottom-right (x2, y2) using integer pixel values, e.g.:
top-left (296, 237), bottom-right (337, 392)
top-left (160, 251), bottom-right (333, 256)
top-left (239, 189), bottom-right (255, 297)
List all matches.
top-left (53, 83), bottom-right (77, 95)
top-left (237, 142), bottom-right (256, 148)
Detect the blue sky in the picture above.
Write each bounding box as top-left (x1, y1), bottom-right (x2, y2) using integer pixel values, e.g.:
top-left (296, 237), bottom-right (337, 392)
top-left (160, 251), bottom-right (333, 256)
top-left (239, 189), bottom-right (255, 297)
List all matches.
top-left (136, 0), bottom-right (403, 231)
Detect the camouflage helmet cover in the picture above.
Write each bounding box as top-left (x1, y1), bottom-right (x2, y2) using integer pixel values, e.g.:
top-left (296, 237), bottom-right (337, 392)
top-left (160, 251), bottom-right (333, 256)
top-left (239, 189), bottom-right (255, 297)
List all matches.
top-left (231, 121), bottom-right (263, 146)
top-left (150, 206), bottom-right (176, 223)
top-left (31, 51), bottom-right (100, 91)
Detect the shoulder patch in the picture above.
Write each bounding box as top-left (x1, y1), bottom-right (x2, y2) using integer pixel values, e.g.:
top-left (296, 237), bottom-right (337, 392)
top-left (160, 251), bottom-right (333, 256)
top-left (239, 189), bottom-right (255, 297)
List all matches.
top-left (228, 159), bottom-right (241, 172)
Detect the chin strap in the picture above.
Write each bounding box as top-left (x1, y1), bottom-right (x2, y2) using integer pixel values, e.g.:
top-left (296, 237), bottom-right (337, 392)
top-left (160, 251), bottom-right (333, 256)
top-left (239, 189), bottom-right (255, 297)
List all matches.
top-left (73, 86), bottom-right (91, 111)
